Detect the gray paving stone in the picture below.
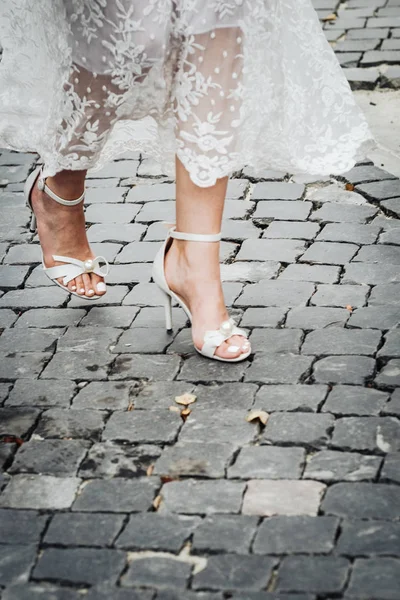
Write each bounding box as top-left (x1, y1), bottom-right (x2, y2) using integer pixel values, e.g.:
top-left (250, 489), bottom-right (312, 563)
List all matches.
top-left (228, 446), bottom-right (305, 479)
top-left (277, 556), bottom-right (350, 594)
top-left (9, 439), bottom-right (88, 476)
top-left (72, 478), bottom-right (159, 512)
top-left (249, 328), bottom-right (303, 354)
top-left (262, 412), bottom-right (334, 448)
top-left (35, 408), bottom-right (106, 440)
top-left (126, 183), bottom-right (176, 202)
top-left (305, 450), bottom-right (381, 482)
top-left (116, 241), bottom-right (160, 263)
top-left (369, 283), bottom-right (400, 306)
top-left (252, 182), bottom-right (305, 200)
top-left (135, 200), bottom-right (176, 223)
top-left (85, 203), bottom-right (140, 224)
top-left (347, 558), bottom-right (400, 600)
top-left (129, 306), bottom-right (184, 329)
top-left (342, 165), bottom-right (396, 185)
top-left (87, 223), bottom-right (145, 242)
top-left (254, 200), bottom-right (312, 221)
top-left (344, 66), bottom-right (380, 88)
top-left (220, 261), bottom-right (279, 283)
top-left (242, 480), bottom-right (326, 516)
top-left (299, 242), bottom-right (358, 265)
top-left (33, 547), bottom-right (126, 585)
top-left (113, 327), bottom-right (173, 353)
top-left (178, 355), bottom-right (248, 383)
top-left (380, 227), bottom-right (400, 244)
top-left (348, 306), bottom-right (400, 329)
top-left (15, 308), bottom-right (85, 328)
top-left (41, 350), bottom-right (114, 380)
top-left (317, 222), bottom-right (380, 244)
top-left (110, 354), bottom-right (181, 381)
top-left (0, 309), bottom-right (18, 328)
top-left (227, 593), bottom-right (313, 600)
top-left (381, 197), bottom-right (400, 217)
top-left (381, 453), bottom-right (400, 483)
top-left (0, 351), bottom-right (52, 380)
top-left (160, 479), bottom-right (245, 514)
top-left (336, 519), bottom-right (400, 556)
top-left (253, 516), bottom-right (339, 555)
top-left (332, 416), bottom-right (400, 453)
top-left (0, 474), bottom-right (80, 509)
top-left (285, 306), bottom-right (349, 329)
top-left (323, 385), bottom-right (389, 416)
top-left (310, 202), bottom-right (377, 223)
top-left (79, 441), bottom-right (161, 478)
top-left (178, 409), bottom-right (256, 445)
top-left (357, 178), bottom-right (400, 201)
top-left (105, 263), bottom-right (151, 284)
top-left (122, 282), bottom-right (168, 306)
top-left (0, 406), bottom-right (40, 438)
top-left (155, 442), bottom-right (235, 478)
top-left (237, 281), bottom-right (314, 307)
top-left (379, 330), bottom-right (400, 358)
top-left (1, 207), bottom-right (31, 229)
top-left (237, 239), bottom-right (306, 262)
top-left (383, 390), bottom-right (400, 418)
top-left (240, 307), bottom-right (287, 328)
top-left (133, 381), bottom-right (194, 409)
top-left (0, 509), bottom-right (47, 545)
top-left (0, 544), bottom-right (37, 586)
top-left (0, 265), bottom-right (30, 288)
top-left (322, 482), bottom-right (400, 519)
top-left (354, 243), bottom-right (400, 265)
top-left (72, 381), bottom-right (134, 410)
top-left (279, 264), bottom-right (340, 283)
top-left (311, 284), bottom-right (368, 307)
top-left (116, 513), bottom-right (200, 551)
top-left (263, 221), bottom-right (320, 240)
top-left (375, 359), bottom-right (400, 387)
top-left (302, 328), bottom-right (381, 356)
top-left (192, 554), bottom-right (277, 591)
top-left (0, 287), bottom-right (66, 308)
top-left (313, 355), bottom-right (376, 384)
top-left (344, 262), bottom-right (400, 285)
top-left (246, 354), bottom-right (313, 384)
top-left (5, 379), bottom-right (75, 408)
top-left (121, 555), bottom-right (191, 589)
top-left (307, 183), bottom-right (367, 206)
top-left (103, 410), bottom-right (181, 444)
top-left (88, 160), bottom-right (139, 179)
top-left (84, 186), bottom-right (126, 204)
top-left (254, 384), bottom-right (328, 412)
top-left (3, 243), bottom-right (40, 265)
top-left (192, 515), bottom-right (258, 554)
top-left (0, 328), bottom-right (62, 353)
top-left (44, 512), bottom-right (124, 547)
top-left (79, 306), bottom-right (139, 327)
top-left (192, 383), bottom-right (258, 411)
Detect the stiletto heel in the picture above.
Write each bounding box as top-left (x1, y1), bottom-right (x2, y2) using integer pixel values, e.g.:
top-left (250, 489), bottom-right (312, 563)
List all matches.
top-left (163, 292), bottom-right (173, 332)
top-left (152, 226), bottom-right (251, 363)
top-left (29, 213), bottom-right (37, 233)
top-left (24, 166), bottom-right (109, 300)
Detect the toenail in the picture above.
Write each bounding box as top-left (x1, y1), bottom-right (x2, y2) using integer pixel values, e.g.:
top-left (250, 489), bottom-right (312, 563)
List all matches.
top-left (88, 289), bottom-right (94, 295)
top-left (96, 282), bottom-right (106, 292)
top-left (227, 345), bottom-right (240, 353)
top-left (71, 286), bottom-right (76, 291)
top-left (79, 288), bottom-right (85, 294)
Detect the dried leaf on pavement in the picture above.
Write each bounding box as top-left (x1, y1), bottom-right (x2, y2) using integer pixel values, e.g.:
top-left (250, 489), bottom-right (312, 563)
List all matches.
top-left (175, 393), bottom-right (197, 406)
top-left (246, 410), bottom-right (270, 425)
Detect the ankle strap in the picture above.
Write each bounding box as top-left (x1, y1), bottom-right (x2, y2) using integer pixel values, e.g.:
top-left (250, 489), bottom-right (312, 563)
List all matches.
top-left (169, 226), bottom-right (221, 243)
top-left (38, 170), bottom-right (85, 206)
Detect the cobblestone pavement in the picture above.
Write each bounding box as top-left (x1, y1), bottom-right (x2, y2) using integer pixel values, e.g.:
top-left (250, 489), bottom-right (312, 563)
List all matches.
top-left (1, 3), bottom-right (400, 600)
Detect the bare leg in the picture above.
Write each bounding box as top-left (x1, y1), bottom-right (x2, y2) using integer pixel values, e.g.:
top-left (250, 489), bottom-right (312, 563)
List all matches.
top-left (164, 158), bottom-right (250, 360)
top-left (30, 170), bottom-right (106, 297)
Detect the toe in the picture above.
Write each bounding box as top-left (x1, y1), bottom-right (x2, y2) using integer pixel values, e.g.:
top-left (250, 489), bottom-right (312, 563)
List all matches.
top-left (214, 335), bottom-right (250, 361)
top-left (67, 279), bottom-right (77, 293)
top-left (91, 273), bottom-right (106, 296)
top-left (75, 275), bottom-right (86, 295)
top-left (82, 273), bottom-right (95, 298)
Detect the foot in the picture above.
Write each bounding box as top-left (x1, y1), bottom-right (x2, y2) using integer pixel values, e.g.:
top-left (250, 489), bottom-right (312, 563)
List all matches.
top-left (164, 239), bottom-right (251, 360)
top-left (30, 177), bottom-right (106, 298)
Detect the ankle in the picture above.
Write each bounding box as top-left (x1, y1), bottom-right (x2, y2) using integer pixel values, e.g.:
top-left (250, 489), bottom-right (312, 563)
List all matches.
top-left (46, 174), bottom-right (85, 201)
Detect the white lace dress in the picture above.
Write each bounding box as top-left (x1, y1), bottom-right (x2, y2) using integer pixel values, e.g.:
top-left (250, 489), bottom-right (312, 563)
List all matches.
top-left (0, 0), bottom-right (374, 187)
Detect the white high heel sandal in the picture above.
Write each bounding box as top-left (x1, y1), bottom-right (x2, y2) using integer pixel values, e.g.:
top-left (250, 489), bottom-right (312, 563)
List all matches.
top-left (24, 166), bottom-right (109, 300)
top-left (152, 226), bottom-right (251, 363)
